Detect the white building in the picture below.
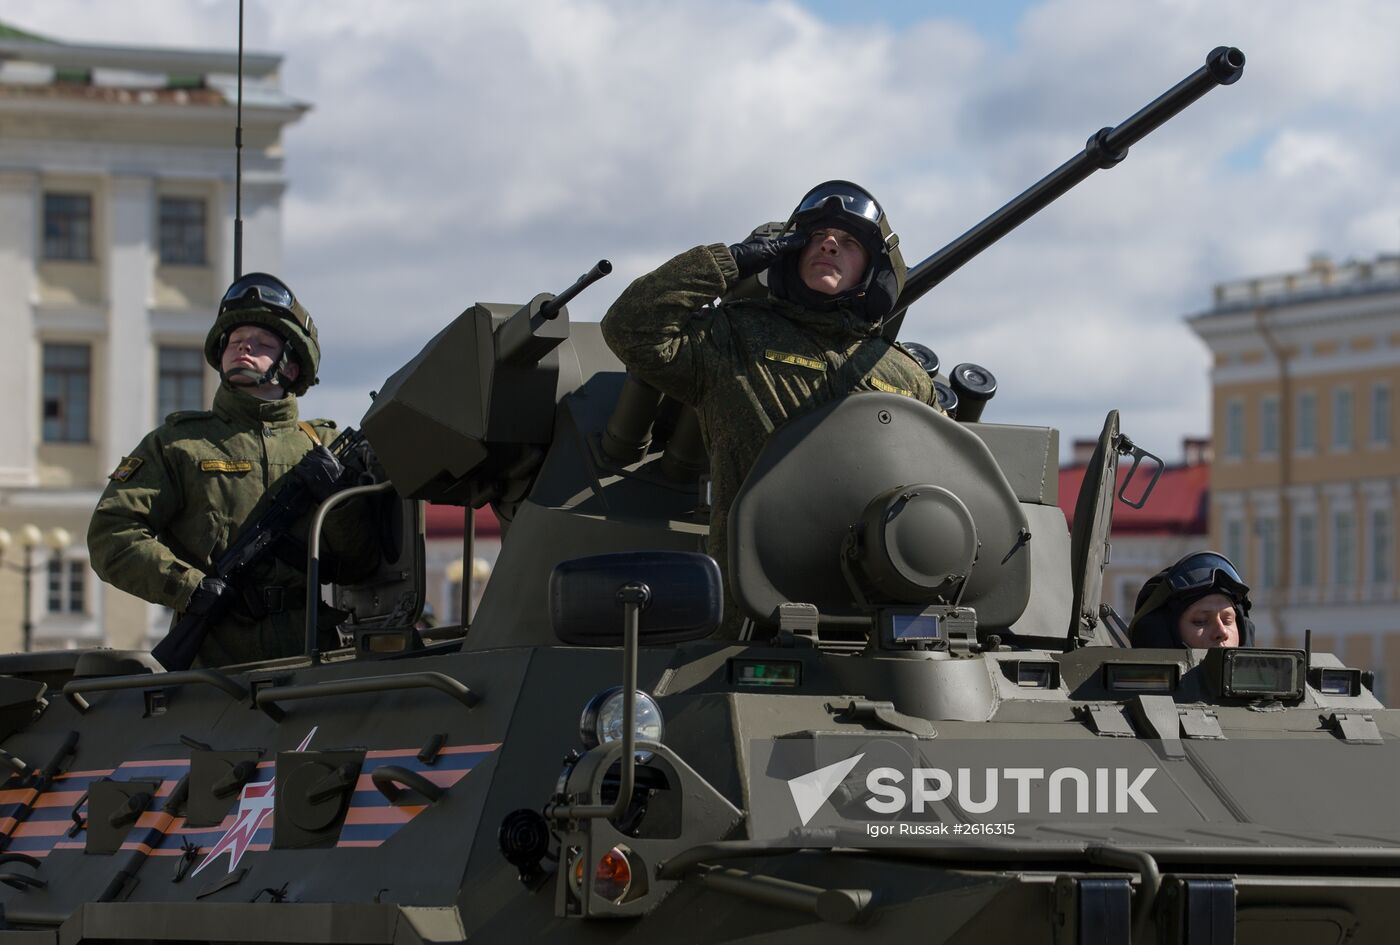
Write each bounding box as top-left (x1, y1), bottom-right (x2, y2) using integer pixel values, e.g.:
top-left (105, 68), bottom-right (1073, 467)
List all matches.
top-left (0, 21), bottom-right (305, 651)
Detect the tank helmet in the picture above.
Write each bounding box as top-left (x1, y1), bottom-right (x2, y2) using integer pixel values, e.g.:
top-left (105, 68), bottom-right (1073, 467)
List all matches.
top-left (1128, 551), bottom-right (1255, 647)
top-left (204, 272), bottom-right (320, 396)
top-left (768, 180), bottom-right (906, 323)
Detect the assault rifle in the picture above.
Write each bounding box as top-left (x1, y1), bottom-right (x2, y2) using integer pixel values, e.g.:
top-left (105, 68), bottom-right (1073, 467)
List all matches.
top-left (151, 428), bottom-right (371, 671)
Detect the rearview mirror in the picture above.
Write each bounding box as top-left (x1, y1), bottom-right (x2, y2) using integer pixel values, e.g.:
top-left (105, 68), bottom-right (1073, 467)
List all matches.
top-left (550, 551), bottom-right (722, 645)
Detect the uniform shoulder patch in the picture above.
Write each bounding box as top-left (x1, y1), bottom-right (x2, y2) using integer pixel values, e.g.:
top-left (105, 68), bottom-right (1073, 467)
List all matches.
top-left (108, 455), bottom-right (144, 482)
top-left (307, 418), bottom-right (337, 430)
top-left (165, 409), bottom-right (213, 425)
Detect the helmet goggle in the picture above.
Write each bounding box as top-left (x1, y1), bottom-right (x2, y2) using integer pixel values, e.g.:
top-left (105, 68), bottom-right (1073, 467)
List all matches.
top-left (793, 182), bottom-right (883, 226)
top-left (219, 273), bottom-right (299, 320)
top-left (1164, 552), bottom-right (1248, 599)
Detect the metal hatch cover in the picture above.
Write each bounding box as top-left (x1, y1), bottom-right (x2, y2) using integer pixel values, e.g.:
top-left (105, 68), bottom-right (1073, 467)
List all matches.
top-left (1067, 410), bottom-right (1121, 646)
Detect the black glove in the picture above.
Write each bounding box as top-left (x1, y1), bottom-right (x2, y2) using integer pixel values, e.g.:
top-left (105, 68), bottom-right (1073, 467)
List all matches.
top-left (291, 444), bottom-right (345, 503)
top-left (186, 576), bottom-right (230, 616)
top-left (727, 231), bottom-right (807, 280)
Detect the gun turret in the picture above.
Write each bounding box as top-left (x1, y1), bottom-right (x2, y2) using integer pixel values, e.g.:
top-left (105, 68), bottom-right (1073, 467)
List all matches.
top-left (884, 45), bottom-right (1244, 337)
top-left (361, 261), bottom-right (612, 507)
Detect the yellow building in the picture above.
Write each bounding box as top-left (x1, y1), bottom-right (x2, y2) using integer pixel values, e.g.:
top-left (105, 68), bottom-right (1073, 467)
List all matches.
top-left (0, 22), bottom-right (304, 652)
top-left (1189, 254), bottom-right (1400, 695)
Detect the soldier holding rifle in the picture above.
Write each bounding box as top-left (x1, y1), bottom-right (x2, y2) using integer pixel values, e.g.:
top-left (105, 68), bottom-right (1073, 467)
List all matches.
top-left (88, 274), bottom-right (379, 667)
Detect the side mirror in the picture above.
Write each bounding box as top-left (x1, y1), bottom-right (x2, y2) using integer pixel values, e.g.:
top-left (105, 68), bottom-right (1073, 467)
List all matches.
top-left (549, 551), bottom-right (722, 646)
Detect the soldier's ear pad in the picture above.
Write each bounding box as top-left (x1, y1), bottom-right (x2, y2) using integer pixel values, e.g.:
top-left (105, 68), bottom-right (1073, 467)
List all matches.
top-left (1128, 610), bottom-right (1178, 648)
top-left (864, 267), bottom-right (900, 321)
top-left (1237, 612), bottom-right (1256, 647)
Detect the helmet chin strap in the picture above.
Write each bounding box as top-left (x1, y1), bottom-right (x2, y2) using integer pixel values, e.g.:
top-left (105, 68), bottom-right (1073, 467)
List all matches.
top-left (220, 348), bottom-right (292, 392)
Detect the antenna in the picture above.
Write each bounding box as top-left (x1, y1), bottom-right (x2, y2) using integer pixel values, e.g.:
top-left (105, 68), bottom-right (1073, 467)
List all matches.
top-left (233, 0), bottom-right (245, 279)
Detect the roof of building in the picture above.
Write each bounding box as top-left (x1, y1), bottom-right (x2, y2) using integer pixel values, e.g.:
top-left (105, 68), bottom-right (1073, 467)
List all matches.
top-left (1192, 254), bottom-right (1400, 321)
top-left (0, 83), bottom-right (226, 107)
top-left (0, 18), bottom-right (303, 113)
top-left (0, 20), bottom-right (52, 43)
top-left (425, 504), bottom-right (502, 540)
top-left (1057, 461), bottom-right (1209, 536)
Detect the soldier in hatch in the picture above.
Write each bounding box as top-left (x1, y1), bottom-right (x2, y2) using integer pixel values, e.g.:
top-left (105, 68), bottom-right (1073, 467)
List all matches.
top-left (88, 273), bottom-right (379, 666)
top-left (1128, 551), bottom-right (1256, 648)
top-left (601, 181), bottom-right (940, 636)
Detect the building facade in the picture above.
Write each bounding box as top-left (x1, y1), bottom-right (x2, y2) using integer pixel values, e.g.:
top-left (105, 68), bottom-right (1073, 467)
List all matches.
top-left (1189, 255), bottom-right (1400, 696)
top-left (0, 22), bottom-right (304, 651)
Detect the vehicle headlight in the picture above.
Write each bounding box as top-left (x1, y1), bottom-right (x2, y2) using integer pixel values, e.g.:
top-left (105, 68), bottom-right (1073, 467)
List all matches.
top-left (579, 687), bottom-right (664, 760)
top-left (570, 844), bottom-right (635, 904)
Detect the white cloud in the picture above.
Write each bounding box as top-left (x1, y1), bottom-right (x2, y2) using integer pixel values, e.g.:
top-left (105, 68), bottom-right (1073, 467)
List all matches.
top-left (1264, 130), bottom-right (1362, 180)
top-left (4, 0), bottom-right (1400, 458)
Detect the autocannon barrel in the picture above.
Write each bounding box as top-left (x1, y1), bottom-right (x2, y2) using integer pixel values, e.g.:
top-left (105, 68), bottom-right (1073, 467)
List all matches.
top-left (539, 259), bottom-right (613, 320)
top-left (890, 46), bottom-right (1245, 327)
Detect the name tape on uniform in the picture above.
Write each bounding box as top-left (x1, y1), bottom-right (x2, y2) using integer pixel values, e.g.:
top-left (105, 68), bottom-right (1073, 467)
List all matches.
top-left (870, 377), bottom-right (913, 397)
top-left (764, 350), bottom-right (826, 372)
top-left (199, 460), bottom-right (255, 473)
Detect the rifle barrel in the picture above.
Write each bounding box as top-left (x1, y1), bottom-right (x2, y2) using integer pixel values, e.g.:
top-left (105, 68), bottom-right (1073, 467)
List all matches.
top-left (891, 46), bottom-right (1244, 324)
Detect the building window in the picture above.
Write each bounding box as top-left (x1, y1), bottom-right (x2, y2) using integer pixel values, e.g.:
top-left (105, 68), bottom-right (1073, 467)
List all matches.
top-left (1256, 516), bottom-right (1279, 589)
top-left (1296, 513), bottom-right (1317, 587)
top-left (54, 67), bottom-right (92, 85)
top-left (1259, 396), bottom-right (1280, 455)
top-left (1372, 384), bottom-right (1392, 447)
top-left (158, 346), bottom-right (206, 421)
top-left (1332, 388), bottom-right (1354, 450)
top-left (41, 343), bottom-right (91, 443)
top-left (1224, 399), bottom-right (1245, 459)
top-left (1297, 390), bottom-right (1317, 453)
top-left (42, 192), bottom-right (94, 261)
top-left (1372, 509), bottom-right (1393, 586)
top-left (45, 558), bottom-right (85, 615)
top-left (1225, 519), bottom-right (1246, 572)
top-left (1333, 510), bottom-right (1355, 586)
top-left (158, 196), bottom-right (207, 266)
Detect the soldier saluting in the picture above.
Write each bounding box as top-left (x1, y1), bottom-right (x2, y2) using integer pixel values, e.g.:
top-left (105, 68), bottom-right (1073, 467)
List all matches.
top-left (88, 274), bottom-right (379, 667)
top-left (601, 181), bottom-right (941, 636)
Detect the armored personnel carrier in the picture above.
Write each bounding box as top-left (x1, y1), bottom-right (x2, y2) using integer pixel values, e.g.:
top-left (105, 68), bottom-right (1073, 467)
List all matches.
top-left (0, 46), bottom-right (1396, 945)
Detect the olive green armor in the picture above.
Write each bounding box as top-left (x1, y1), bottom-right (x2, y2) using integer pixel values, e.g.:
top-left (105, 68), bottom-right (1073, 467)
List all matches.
top-left (601, 243), bottom-right (937, 635)
top-left (88, 384), bottom-right (378, 666)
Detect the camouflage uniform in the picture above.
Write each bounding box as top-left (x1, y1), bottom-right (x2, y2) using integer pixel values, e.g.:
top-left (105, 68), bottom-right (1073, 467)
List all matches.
top-left (89, 382), bottom-right (378, 666)
top-left (602, 243), bottom-right (938, 635)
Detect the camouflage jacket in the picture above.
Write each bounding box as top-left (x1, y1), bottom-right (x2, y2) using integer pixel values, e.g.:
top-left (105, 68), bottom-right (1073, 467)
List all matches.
top-left (601, 243), bottom-right (937, 634)
top-left (88, 383), bottom-right (379, 666)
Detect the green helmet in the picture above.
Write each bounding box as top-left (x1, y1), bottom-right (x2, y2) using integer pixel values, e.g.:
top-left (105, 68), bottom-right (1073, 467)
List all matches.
top-left (768, 180), bottom-right (906, 322)
top-left (1127, 551), bottom-right (1256, 648)
top-left (204, 272), bottom-right (321, 396)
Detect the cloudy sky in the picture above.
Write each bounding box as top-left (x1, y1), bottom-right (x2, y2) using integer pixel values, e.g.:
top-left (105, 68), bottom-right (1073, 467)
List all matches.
top-left (5, 0), bottom-right (1399, 460)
